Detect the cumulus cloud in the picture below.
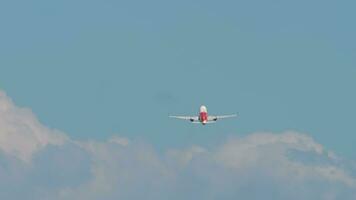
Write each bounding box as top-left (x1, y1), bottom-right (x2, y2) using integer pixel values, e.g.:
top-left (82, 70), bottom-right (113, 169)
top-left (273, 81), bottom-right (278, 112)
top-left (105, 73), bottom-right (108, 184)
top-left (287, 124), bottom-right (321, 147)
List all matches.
top-left (0, 90), bottom-right (355, 200)
top-left (0, 91), bottom-right (67, 162)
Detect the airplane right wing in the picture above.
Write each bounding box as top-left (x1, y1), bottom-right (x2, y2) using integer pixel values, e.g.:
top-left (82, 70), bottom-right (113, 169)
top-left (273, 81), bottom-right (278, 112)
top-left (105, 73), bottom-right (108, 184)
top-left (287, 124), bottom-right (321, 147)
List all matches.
top-left (169, 116), bottom-right (199, 122)
top-left (208, 114), bottom-right (237, 121)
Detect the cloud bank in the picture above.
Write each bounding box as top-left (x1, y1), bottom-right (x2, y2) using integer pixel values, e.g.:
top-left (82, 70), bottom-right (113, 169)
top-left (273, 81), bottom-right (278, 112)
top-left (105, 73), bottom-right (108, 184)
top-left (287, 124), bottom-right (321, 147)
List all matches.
top-left (0, 90), bottom-right (355, 200)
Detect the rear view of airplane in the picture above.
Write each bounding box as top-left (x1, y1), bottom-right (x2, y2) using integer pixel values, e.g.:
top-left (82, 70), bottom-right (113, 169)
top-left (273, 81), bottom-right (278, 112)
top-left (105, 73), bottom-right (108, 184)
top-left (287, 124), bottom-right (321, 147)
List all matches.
top-left (170, 105), bottom-right (237, 125)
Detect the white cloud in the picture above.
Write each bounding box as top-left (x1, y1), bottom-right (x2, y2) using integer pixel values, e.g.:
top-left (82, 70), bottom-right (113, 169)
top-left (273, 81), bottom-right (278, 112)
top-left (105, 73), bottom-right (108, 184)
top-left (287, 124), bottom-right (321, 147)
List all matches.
top-left (0, 90), bottom-right (355, 200)
top-left (0, 91), bottom-right (67, 162)
top-left (214, 132), bottom-right (356, 188)
top-left (108, 135), bottom-right (130, 146)
top-left (166, 145), bottom-right (206, 168)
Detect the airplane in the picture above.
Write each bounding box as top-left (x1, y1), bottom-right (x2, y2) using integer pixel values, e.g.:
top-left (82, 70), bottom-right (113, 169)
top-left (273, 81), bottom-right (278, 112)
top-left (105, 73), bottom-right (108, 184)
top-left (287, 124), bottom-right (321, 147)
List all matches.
top-left (169, 105), bottom-right (237, 125)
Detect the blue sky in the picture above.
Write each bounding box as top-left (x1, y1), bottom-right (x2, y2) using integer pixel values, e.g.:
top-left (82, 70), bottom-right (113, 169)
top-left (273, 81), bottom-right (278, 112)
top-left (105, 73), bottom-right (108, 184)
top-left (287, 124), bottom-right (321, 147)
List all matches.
top-left (0, 1), bottom-right (356, 199)
top-left (1, 0), bottom-right (355, 157)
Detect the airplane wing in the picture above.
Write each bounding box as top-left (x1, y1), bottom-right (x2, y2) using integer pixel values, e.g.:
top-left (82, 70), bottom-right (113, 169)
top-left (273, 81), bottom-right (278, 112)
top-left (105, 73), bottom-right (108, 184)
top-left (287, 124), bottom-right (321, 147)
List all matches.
top-left (169, 116), bottom-right (199, 122)
top-left (208, 114), bottom-right (237, 121)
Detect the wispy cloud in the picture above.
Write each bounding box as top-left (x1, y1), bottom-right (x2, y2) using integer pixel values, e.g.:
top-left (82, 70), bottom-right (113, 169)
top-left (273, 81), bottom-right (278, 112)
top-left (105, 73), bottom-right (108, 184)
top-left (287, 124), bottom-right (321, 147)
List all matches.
top-left (0, 90), bottom-right (355, 200)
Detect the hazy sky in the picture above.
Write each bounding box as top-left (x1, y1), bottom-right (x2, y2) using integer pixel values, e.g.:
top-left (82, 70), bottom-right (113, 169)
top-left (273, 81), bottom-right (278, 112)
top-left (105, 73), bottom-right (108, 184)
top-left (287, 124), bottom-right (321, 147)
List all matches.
top-left (0, 0), bottom-right (355, 199)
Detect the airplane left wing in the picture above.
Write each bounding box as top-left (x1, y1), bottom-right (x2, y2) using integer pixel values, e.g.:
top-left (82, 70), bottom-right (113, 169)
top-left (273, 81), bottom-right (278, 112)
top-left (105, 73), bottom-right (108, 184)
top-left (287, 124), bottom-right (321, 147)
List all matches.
top-left (169, 116), bottom-right (199, 122)
top-left (208, 114), bottom-right (237, 121)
